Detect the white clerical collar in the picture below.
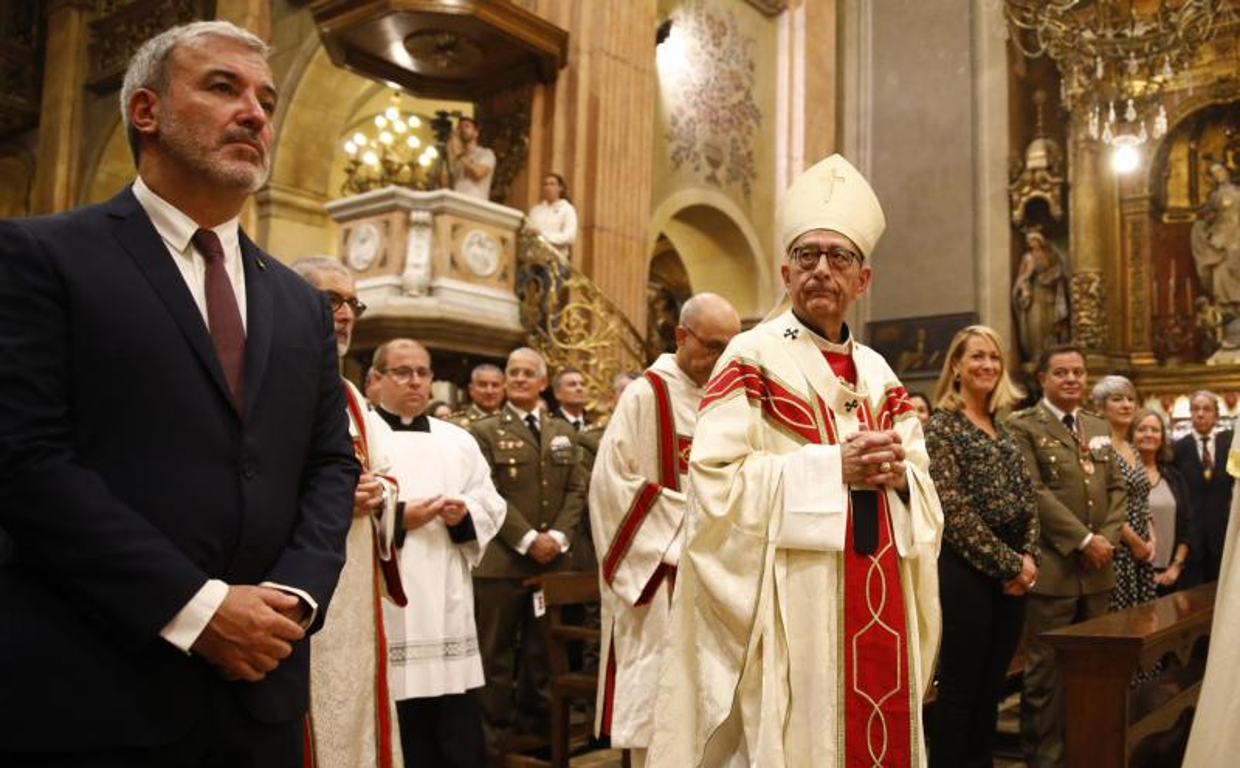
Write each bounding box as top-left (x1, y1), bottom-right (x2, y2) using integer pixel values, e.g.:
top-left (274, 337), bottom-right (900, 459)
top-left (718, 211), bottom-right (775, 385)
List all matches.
top-left (132, 175), bottom-right (240, 258)
top-left (1040, 398), bottom-right (1079, 422)
top-left (379, 405), bottom-right (417, 426)
top-left (793, 312), bottom-right (854, 355)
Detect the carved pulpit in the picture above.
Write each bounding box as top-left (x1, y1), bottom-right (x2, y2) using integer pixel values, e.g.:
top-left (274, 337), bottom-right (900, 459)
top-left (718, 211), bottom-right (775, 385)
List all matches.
top-left (325, 187), bottom-right (525, 356)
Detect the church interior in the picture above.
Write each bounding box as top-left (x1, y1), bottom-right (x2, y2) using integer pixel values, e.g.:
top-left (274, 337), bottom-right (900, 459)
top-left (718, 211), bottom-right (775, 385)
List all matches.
top-left (4, 1), bottom-right (1240, 766)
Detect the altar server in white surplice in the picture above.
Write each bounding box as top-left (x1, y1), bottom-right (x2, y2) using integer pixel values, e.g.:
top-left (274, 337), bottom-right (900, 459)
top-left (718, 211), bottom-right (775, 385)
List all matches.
top-left (648, 155), bottom-right (944, 768)
top-left (292, 258), bottom-right (405, 768)
top-left (590, 293), bottom-right (740, 768)
top-left (369, 338), bottom-right (505, 768)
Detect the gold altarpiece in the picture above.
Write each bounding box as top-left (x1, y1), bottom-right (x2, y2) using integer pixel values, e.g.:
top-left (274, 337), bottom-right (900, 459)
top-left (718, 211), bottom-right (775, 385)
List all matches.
top-left (1039, 35), bottom-right (1240, 420)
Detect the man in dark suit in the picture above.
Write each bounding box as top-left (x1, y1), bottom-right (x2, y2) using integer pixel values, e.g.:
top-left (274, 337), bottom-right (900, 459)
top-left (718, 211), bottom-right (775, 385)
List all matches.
top-left (1173, 390), bottom-right (1233, 584)
top-left (0, 21), bottom-right (357, 767)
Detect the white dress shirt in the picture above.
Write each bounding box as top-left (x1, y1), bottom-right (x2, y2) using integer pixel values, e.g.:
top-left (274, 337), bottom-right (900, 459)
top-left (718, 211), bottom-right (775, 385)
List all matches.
top-left (133, 176), bottom-right (317, 652)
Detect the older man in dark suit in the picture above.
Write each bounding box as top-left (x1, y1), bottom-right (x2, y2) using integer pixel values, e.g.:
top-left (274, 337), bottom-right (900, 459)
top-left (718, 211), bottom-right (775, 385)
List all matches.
top-left (0, 21), bottom-right (357, 767)
top-left (1173, 390), bottom-right (1234, 584)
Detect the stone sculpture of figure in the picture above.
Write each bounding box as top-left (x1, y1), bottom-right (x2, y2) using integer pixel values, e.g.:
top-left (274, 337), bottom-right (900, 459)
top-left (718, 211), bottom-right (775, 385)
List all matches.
top-left (1012, 230), bottom-right (1070, 362)
top-left (1192, 163), bottom-right (1240, 307)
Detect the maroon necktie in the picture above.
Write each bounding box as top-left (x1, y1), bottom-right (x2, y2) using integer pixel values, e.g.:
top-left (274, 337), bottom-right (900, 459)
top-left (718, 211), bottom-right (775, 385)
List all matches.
top-left (192, 229), bottom-right (245, 411)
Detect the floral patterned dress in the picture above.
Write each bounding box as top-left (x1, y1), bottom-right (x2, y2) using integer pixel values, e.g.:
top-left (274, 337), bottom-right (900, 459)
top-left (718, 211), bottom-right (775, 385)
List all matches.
top-left (1109, 451), bottom-right (1157, 612)
top-left (1110, 450), bottom-right (1160, 685)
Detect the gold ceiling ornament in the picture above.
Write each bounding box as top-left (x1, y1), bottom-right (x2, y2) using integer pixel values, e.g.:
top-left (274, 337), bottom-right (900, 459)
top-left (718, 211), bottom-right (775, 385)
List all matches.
top-left (340, 90), bottom-right (440, 196)
top-left (1000, 1), bottom-right (1238, 149)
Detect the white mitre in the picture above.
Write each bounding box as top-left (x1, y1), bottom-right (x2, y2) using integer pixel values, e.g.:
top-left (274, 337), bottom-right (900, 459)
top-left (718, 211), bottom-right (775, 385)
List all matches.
top-left (777, 153), bottom-right (886, 258)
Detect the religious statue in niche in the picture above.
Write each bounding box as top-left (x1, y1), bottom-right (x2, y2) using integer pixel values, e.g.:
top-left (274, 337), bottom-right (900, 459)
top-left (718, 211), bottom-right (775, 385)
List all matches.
top-left (1012, 229), bottom-right (1071, 363)
top-left (1189, 162), bottom-right (1240, 360)
top-left (1191, 163), bottom-right (1240, 307)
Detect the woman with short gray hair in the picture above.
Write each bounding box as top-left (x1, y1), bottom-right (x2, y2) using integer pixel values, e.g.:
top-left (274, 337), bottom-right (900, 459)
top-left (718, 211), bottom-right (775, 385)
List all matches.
top-left (1092, 376), bottom-right (1160, 624)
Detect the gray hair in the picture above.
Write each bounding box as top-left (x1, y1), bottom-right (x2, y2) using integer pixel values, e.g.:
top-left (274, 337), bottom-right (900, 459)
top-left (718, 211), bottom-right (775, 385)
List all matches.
top-left (507, 347), bottom-right (548, 377)
top-left (120, 21), bottom-right (271, 161)
top-left (290, 256), bottom-right (351, 288)
top-left (1090, 374), bottom-right (1137, 409)
top-left (470, 363), bottom-right (504, 382)
top-left (1190, 389), bottom-right (1221, 411)
top-left (612, 371), bottom-right (639, 391)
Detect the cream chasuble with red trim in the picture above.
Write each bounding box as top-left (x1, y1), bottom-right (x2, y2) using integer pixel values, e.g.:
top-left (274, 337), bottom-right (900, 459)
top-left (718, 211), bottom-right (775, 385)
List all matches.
top-left (590, 353), bottom-right (701, 749)
top-left (649, 309), bottom-right (943, 768)
top-left (306, 380), bottom-right (404, 768)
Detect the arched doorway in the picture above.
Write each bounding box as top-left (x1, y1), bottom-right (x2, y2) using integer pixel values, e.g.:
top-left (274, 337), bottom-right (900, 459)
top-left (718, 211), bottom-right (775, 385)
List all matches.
top-left (646, 235), bottom-right (693, 359)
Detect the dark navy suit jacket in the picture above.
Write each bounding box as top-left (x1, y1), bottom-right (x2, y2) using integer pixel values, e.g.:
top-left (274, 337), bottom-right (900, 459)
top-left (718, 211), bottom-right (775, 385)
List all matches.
top-left (1172, 429), bottom-right (1234, 584)
top-left (0, 187), bottom-right (359, 749)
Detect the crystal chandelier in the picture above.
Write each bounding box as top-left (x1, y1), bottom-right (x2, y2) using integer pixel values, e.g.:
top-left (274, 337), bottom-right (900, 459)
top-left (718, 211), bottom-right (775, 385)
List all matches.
top-left (1001, 1), bottom-right (1238, 148)
top-left (340, 91), bottom-right (441, 195)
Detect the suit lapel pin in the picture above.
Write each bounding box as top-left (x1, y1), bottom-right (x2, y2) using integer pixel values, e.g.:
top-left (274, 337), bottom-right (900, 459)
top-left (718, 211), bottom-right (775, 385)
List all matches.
top-left (255, 257), bottom-right (266, 271)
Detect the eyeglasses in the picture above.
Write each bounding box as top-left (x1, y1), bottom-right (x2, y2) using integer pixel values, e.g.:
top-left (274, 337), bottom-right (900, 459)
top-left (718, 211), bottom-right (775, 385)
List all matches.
top-left (379, 366), bottom-right (433, 385)
top-left (788, 245), bottom-right (863, 274)
top-left (682, 324), bottom-right (729, 355)
top-left (323, 290), bottom-right (367, 318)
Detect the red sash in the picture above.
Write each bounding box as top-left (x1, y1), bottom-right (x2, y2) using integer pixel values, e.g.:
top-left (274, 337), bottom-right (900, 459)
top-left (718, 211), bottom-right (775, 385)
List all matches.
top-left (826, 350), bottom-right (913, 768)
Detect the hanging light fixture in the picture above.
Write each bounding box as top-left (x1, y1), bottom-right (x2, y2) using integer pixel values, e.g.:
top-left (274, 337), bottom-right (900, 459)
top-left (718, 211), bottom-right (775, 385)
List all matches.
top-left (1000, 1), bottom-right (1237, 148)
top-left (340, 90), bottom-right (441, 195)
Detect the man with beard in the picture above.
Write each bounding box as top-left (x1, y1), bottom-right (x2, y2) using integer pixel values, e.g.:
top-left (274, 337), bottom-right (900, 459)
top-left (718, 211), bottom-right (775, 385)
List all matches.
top-left (446, 116), bottom-right (496, 200)
top-left (292, 257), bottom-right (406, 768)
top-left (0, 21), bottom-right (358, 766)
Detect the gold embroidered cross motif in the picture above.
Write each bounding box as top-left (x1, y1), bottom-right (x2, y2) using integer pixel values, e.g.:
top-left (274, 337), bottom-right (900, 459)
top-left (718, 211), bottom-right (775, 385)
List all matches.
top-left (824, 168), bottom-right (847, 202)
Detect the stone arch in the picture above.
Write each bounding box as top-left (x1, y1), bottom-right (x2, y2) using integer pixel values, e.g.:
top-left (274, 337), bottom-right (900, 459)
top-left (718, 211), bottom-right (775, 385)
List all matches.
top-left (648, 189), bottom-right (771, 319)
top-left (80, 117), bottom-right (131, 206)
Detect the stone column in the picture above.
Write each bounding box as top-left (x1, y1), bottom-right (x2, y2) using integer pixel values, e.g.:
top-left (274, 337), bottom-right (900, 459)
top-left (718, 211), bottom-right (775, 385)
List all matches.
top-left (31, 0), bottom-right (92, 215)
top-left (515, 0), bottom-right (658, 329)
top-left (1067, 126), bottom-right (1112, 352)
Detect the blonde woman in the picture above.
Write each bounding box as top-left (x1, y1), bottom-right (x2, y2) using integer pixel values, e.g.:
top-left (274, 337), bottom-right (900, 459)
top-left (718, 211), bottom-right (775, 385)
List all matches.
top-left (925, 325), bottom-right (1039, 768)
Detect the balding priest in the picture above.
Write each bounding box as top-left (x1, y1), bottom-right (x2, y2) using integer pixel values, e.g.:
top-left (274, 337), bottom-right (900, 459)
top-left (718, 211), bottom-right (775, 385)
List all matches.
top-left (648, 154), bottom-right (944, 768)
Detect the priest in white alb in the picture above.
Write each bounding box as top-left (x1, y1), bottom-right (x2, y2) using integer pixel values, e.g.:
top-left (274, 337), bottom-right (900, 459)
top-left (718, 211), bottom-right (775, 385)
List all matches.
top-left (369, 338), bottom-right (507, 767)
top-left (590, 292), bottom-right (740, 768)
top-left (648, 155), bottom-right (944, 768)
top-left (292, 258), bottom-right (406, 768)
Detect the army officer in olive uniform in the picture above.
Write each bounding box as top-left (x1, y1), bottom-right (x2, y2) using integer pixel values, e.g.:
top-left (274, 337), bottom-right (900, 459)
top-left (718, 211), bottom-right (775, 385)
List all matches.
top-left (469, 347), bottom-right (587, 745)
top-left (1008, 343), bottom-right (1127, 768)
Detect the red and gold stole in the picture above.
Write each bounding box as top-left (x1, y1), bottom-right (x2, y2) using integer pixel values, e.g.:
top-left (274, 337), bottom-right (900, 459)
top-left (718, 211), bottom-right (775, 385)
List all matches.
top-left (824, 350), bottom-right (913, 768)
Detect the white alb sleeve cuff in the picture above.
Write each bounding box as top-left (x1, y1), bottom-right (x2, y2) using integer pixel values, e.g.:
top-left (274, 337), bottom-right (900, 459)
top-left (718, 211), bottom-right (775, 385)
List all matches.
top-left (778, 443), bottom-right (848, 551)
top-left (160, 578), bottom-right (228, 653)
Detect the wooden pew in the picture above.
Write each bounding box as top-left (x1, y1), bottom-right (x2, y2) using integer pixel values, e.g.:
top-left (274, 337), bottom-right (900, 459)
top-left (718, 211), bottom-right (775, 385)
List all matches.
top-left (1043, 583), bottom-right (1216, 768)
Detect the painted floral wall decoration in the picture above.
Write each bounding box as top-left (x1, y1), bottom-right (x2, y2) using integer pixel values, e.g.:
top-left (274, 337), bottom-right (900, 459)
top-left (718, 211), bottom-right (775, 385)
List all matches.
top-left (662, 0), bottom-right (762, 200)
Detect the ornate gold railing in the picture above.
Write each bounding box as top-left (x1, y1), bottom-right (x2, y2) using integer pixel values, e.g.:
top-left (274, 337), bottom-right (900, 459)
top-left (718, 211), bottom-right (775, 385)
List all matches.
top-left (516, 232), bottom-right (646, 408)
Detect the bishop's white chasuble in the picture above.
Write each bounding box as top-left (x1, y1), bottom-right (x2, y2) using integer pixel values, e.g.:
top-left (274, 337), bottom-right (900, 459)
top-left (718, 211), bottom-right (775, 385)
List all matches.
top-left (590, 353), bottom-right (700, 750)
top-left (648, 310), bottom-right (943, 768)
top-left (382, 417), bottom-right (506, 700)
top-left (307, 380), bottom-right (405, 768)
